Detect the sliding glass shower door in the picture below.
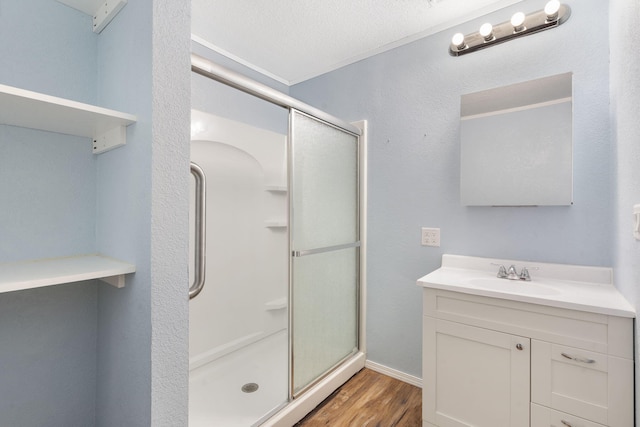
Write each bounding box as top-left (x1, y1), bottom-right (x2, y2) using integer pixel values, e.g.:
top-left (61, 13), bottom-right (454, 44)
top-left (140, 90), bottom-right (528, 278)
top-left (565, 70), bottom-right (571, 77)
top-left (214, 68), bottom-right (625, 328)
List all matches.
top-left (290, 110), bottom-right (360, 396)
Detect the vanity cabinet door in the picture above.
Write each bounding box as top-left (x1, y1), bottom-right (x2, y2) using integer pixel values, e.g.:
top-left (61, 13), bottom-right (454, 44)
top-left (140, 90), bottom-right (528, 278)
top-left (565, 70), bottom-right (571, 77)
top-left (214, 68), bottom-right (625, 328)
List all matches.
top-left (423, 317), bottom-right (530, 427)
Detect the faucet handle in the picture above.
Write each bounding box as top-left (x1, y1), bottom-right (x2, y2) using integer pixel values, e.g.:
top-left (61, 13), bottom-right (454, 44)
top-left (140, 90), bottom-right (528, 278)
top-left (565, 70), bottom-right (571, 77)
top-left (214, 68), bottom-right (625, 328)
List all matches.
top-left (496, 265), bottom-right (508, 278)
top-left (507, 265), bottom-right (519, 280)
top-left (519, 267), bottom-right (531, 281)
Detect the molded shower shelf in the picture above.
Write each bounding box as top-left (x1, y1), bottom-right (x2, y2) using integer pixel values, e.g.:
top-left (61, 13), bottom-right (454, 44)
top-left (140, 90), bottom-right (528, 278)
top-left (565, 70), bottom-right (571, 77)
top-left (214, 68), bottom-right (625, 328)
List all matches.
top-left (264, 220), bottom-right (287, 229)
top-left (0, 254), bottom-right (136, 294)
top-left (265, 185), bottom-right (287, 193)
top-left (264, 297), bottom-right (287, 311)
top-left (0, 83), bottom-right (137, 153)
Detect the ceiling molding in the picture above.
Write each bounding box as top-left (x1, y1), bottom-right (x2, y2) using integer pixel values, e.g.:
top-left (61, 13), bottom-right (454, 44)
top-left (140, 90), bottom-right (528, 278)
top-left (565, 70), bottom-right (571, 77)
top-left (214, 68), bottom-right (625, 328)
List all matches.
top-left (192, 0), bottom-right (525, 86)
top-left (191, 34), bottom-right (291, 86)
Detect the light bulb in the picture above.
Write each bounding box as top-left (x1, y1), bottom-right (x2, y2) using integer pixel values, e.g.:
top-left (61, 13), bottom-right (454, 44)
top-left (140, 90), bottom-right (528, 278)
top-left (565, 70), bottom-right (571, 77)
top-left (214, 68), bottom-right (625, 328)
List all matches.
top-left (544, 0), bottom-right (561, 21)
top-left (451, 33), bottom-right (466, 49)
top-left (479, 23), bottom-right (493, 41)
top-left (511, 12), bottom-right (526, 32)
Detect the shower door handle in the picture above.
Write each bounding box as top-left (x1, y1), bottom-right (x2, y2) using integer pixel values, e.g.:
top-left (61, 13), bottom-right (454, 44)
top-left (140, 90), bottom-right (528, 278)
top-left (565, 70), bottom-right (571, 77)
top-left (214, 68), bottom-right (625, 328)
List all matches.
top-left (189, 162), bottom-right (207, 299)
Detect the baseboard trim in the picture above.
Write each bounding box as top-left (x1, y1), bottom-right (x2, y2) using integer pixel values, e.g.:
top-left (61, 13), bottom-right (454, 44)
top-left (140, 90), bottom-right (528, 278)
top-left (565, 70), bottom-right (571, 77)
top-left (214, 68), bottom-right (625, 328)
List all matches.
top-left (365, 360), bottom-right (422, 388)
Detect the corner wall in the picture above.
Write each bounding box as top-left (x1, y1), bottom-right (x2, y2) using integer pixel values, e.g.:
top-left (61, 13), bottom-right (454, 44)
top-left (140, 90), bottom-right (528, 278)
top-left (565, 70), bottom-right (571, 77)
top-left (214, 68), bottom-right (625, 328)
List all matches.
top-left (610, 0), bottom-right (640, 423)
top-left (95, 0), bottom-right (191, 425)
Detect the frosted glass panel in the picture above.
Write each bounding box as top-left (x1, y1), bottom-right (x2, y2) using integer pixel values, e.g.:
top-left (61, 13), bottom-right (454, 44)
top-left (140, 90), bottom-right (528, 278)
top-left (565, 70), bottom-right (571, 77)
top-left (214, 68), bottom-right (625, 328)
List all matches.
top-left (291, 112), bottom-right (358, 250)
top-left (290, 110), bottom-right (360, 396)
top-left (292, 248), bottom-right (358, 394)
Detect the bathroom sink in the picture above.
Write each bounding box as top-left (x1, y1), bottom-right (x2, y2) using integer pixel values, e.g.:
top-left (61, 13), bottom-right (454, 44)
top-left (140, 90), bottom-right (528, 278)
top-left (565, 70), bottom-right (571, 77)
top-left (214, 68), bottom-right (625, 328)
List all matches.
top-left (417, 254), bottom-right (636, 318)
top-left (463, 277), bottom-right (561, 296)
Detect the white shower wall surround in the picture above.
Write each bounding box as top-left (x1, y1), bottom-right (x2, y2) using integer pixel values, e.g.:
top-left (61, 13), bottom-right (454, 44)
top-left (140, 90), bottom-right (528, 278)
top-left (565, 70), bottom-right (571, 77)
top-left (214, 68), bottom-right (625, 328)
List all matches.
top-left (189, 110), bottom-right (289, 426)
top-left (189, 110), bottom-right (288, 371)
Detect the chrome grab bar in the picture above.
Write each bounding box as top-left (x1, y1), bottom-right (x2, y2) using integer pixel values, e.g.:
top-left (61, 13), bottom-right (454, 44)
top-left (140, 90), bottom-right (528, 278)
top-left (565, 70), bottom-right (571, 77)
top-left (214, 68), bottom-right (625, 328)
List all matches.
top-left (189, 162), bottom-right (206, 299)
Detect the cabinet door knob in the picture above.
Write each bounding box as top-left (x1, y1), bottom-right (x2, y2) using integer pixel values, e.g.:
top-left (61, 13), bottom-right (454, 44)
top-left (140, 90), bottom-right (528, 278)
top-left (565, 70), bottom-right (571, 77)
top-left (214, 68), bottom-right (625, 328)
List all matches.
top-left (516, 343), bottom-right (523, 350)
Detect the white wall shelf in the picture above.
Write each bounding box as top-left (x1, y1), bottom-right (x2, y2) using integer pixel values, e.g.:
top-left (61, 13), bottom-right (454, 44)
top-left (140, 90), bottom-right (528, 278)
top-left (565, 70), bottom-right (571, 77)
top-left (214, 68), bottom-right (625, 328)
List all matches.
top-left (0, 83), bottom-right (137, 154)
top-left (0, 254), bottom-right (136, 294)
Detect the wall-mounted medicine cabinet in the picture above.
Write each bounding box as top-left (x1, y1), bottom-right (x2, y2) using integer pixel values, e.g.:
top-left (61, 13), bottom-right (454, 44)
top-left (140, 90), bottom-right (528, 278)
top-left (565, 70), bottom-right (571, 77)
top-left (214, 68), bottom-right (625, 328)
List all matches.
top-left (460, 72), bottom-right (573, 206)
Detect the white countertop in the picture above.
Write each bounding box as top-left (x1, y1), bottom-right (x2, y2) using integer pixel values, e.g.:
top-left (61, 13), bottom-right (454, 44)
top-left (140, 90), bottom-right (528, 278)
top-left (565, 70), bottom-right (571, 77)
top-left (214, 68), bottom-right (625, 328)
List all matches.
top-left (417, 254), bottom-right (635, 318)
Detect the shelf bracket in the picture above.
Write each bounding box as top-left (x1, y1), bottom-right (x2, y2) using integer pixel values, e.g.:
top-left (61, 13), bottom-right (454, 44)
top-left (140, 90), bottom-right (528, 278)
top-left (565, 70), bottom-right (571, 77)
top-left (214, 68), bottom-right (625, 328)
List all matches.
top-left (56, 0), bottom-right (127, 34)
top-left (93, 125), bottom-right (126, 154)
top-left (93, 0), bottom-right (128, 33)
top-left (99, 274), bottom-right (126, 288)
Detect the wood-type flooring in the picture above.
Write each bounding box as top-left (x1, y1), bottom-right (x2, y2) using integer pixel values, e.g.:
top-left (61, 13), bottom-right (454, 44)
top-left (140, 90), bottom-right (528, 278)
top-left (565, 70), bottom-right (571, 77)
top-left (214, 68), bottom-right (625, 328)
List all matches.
top-left (295, 368), bottom-right (422, 427)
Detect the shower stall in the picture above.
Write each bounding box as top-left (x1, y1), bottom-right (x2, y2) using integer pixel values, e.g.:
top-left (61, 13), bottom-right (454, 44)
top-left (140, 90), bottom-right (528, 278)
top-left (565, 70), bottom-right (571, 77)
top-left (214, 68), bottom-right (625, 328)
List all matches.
top-left (188, 54), bottom-right (366, 426)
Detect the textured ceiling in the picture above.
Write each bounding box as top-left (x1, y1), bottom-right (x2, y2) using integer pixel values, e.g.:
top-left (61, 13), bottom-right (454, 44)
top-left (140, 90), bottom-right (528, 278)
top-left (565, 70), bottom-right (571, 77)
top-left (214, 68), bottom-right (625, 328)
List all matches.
top-left (192, 0), bottom-right (523, 85)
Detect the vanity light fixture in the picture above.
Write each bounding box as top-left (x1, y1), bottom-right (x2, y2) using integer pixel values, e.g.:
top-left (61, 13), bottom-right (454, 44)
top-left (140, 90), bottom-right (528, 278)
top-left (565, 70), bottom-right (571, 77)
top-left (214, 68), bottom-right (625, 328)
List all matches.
top-left (449, 0), bottom-right (571, 56)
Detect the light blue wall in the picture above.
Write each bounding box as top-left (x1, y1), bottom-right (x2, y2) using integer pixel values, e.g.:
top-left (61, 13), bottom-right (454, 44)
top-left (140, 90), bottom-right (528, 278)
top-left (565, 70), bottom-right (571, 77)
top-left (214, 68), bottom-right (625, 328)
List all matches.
top-left (0, 1), bottom-right (98, 425)
top-left (94, 1), bottom-right (154, 424)
top-left (0, 1), bottom-right (96, 102)
top-left (95, 0), bottom-right (190, 426)
top-left (610, 0), bottom-right (640, 422)
top-left (291, 0), bottom-right (612, 377)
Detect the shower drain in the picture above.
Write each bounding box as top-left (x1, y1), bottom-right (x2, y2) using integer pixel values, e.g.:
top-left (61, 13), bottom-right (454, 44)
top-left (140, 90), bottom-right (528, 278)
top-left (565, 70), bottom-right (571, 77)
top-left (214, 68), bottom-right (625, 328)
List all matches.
top-left (241, 383), bottom-right (259, 393)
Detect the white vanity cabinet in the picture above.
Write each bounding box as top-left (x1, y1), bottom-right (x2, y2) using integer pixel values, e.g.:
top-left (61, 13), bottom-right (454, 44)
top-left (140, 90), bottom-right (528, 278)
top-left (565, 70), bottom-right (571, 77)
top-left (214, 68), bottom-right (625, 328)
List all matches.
top-left (418, 255), bottom-right (635, 427)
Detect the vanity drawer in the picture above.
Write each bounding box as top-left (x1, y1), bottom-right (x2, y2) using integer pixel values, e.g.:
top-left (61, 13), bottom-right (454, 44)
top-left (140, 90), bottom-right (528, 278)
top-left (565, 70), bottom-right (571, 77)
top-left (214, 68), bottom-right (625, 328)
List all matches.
top-left (531, 403), bottom-right (605, 427)
top-left (423, 289), bottom-right (632, 358)
top-left (531, 340), bottom-right (634, 427)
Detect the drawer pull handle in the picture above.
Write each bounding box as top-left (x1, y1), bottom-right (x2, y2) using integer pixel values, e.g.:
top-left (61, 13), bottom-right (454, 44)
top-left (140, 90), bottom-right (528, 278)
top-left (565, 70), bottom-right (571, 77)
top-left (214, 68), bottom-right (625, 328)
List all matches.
top-left (561, 421), bottom-right (573, 427)
top-left (561, 352), bottom-right (595, 364)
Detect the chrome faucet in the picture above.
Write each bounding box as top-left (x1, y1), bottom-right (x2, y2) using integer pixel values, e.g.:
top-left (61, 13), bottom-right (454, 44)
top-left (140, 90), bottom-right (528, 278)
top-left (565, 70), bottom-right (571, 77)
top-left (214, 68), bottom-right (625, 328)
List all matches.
top-left (494, 264), bottom-right (532, 281)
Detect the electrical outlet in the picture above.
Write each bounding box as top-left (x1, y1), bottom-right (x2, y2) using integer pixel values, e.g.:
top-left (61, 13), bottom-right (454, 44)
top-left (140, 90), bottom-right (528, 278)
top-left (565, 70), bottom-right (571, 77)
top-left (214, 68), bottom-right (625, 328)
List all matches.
top-left (421, 227), bottom-right (440, 247)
